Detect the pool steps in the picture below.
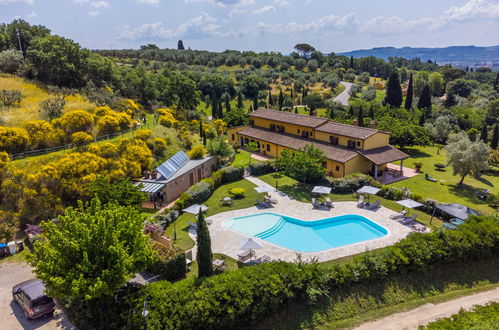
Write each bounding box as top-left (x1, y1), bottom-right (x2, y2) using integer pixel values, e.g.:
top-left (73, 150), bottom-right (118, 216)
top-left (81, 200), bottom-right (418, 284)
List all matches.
top-left (255, 217), bottom-right (286, 239)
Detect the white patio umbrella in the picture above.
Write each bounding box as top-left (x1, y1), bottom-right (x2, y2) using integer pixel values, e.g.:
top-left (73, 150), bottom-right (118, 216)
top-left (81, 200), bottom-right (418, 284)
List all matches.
top-left (255, 186), bottom-right (274, 193)
top-left (239, 237), bottom-right (263, 261)
top-left (396, 199), bottom-right (423, 216)
top-left (182, 204), bottom-right (208, 214)
top-left (311, 186), bottom-right (332, 194)
top-left (356, 186), bottom-right (381, 202)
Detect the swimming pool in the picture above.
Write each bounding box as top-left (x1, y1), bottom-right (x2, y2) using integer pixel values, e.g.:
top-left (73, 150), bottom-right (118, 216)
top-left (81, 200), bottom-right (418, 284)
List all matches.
top-left (223, 213), bottom-right (388, 252)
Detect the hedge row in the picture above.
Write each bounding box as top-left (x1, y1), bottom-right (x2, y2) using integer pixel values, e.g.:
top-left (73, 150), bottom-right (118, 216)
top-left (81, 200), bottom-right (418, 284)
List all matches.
top-left (174, 166), bottom-right (244, 211)
top-left (121, 215), bottom-right (499, 329)
top-left (247, 162), bottom-right (274, 176)
top-left (326, 174), bottom-right (379, 194)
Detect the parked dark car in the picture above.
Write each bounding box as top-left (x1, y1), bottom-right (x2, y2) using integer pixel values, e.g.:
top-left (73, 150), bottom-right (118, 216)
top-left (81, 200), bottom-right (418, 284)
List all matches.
top-left (12, 279), bottom-right (55, 320)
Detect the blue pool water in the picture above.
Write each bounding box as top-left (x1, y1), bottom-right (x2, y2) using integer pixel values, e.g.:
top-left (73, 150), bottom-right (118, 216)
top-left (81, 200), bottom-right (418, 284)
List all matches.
top-left (224, 213), bottom-right (388, 252)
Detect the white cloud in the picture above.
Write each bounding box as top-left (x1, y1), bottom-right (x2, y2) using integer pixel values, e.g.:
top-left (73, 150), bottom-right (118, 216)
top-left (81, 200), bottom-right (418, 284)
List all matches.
top-left (26, 11), bottom-right (36, 18)
top-left (89, 10), bottom-right (100, 16)
top-left (253, 5), bottom-right (274, 14)
top-left (90, 1), bottom-right (108, 9)
top-left (138, 0), bottom-right (160, 4)
top-left (274, 0), bottom-right (289, 6)
top-left (120, 12), bottom-right (221, 40)
top-left (0, 0), bottom-right (34, 4)
top-left (73, 0), bottom-right (88, 3)
top-left (184, 0), bottom-right (254, 8)
top-left (443, 0), bottom-right (499, 21)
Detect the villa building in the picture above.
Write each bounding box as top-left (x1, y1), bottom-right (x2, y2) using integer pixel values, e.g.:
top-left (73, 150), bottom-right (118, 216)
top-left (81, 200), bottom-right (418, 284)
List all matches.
top-left (227, 109), bottom-right (409, 179)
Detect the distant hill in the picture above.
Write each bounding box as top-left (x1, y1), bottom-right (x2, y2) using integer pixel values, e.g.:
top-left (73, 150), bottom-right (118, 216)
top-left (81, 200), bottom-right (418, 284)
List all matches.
top-left (338, 46), bottom-right (499, 65)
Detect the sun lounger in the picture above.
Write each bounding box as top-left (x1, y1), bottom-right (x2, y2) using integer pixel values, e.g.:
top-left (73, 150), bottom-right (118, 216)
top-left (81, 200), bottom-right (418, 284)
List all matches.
top-left (237, 249), bottom-right (255, 262)
top-left (254, 255), bottom-right (271, 265)
top-left (402, 214), bottom-right (417, 223)
top-left (390, 210), bottom-right (407, 219)
top-left (325, 197), bottom-right (333, 208)
top-left (366, 199), bottom-right (381, 210)
top-left (264, 196), bottom-right (278, 204)
top-left (188, 222), bottom-right (198, 230)
top-left (256, 199), bottom-right (272, 208)
top-left (357, 195), bottom-right (365, 208)
top-left (312, 198), bottom-right (322, 209)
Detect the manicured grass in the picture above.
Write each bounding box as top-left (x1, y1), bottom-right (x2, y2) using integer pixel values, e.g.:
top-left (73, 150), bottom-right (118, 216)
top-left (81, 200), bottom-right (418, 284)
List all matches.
top-left (257, 172), bottom-right (441, 227)
top-left (254, 257), bottom-right (499, 330)
top-left (231, 149), bottom-right (252, 167)
top-left (185, 253), bottom-right (240, 278)
top-left (390, 145), bottom-right (498, 215)
top-left (164, 179), bottom-right (265, 251)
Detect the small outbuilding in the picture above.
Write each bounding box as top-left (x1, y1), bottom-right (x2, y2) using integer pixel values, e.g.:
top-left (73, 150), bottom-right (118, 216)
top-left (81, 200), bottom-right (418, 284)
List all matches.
top-left (134, 151), bottom-right (217, 209)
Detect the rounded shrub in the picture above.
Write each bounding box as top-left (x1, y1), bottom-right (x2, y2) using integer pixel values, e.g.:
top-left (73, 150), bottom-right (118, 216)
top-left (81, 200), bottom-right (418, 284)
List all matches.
top-left (228, 187), bottom-right (246, 199)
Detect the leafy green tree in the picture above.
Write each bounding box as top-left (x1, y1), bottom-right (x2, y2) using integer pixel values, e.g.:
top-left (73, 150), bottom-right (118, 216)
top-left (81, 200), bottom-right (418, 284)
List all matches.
top-left (349, 56), bottom-right (354, 69)
top-left (404, 73), bottom-right (413, 110)
top-left (368, 105), bottom-right (375, 119)
top-left (444, 92), bottom-right (457, 108)
top-left (418, 85), bottom-right (432, 111)
top-left (384, 72), bottom-right (403, 108)
top-left (480, 124), bottom-right (488, 143)
top-left (0, 49), bottom-right (23, 73)
top-left (428, 72), bottom-right (445, 96)
top-left (225, 93), bottom-right (231, 113)
top-left (88, 175), bottom-right (146, 208)
top-left (445, 132), bottom-right (490, 187)
top-left (39, 96), bottom-right (66, 120)
top-left (273, 144), bottom-right (326, 183)
top-left (491, 124), bottom-right (498, 150)
top-left (303, 94), bottom-right (323, 114)
top-left (28, 199), bottom-right (154, 301)
top-left (240, 74), bottom-right (266, 105)
top-left (196, 209), bottom-right (213, 277)
top-left (245, 141), bottom-right (260, 164)
top-left (447, 78), bottom-right (472, 98)
top-left (177, 40), bottom-right (185, 50)
top-left (224, 108), bottom-right (248, 128)
top-left (207, 136), bottom-right (234, 161)
top-left (293, 43), bottom-right (316, 58)
top-left (267, 88), bottom-right (273, 107)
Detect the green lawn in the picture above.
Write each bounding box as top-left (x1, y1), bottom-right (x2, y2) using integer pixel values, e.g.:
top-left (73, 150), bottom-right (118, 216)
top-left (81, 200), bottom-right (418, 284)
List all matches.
top-left (164, 179), bottom-right (265, 251)
top-left (231, 149), bottom-right (252, 167)
top-left (186, 253), bottom-right (240, 278)
top-left (0, 249), bottom-right (29, 264)
top-left (254, 257), bottom-right (499, 330)
top-left (257, 172), bottom-right (441, 227)
top-left (389, 146), bottom-right (498, 215)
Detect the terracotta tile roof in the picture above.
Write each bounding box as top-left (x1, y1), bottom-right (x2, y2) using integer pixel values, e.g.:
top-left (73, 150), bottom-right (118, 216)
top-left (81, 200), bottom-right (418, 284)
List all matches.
top-left (237, 126), bottom-right (359, 163)
top-left (358, 146), bottom-right (409, 165)
top-left (250, 109), bottom-right (328, 128)
top-left (315, 121), bottom-right (382, 140)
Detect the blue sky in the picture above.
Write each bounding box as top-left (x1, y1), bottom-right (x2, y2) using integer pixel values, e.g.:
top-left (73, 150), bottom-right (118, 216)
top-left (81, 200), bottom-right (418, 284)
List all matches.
top-left (1, 0), bottom-right (499, 53)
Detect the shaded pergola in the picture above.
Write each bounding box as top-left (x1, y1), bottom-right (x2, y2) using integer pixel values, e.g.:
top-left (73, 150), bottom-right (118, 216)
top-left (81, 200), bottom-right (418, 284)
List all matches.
top-left (311, 186), bottom-right (332, 194)
top-left (433, 203), bottom-right (479, 220)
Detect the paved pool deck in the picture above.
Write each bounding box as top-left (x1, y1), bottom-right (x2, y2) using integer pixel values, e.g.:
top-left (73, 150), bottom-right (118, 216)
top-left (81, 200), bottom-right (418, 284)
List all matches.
top-left (197, 176), bottom-right (414, 263)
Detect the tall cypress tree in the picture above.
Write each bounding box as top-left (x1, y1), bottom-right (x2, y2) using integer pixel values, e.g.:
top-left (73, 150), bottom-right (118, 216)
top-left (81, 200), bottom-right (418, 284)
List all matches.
top-left (384, 72), bottom-right (403, 108)
top-left (418, 85), bottom-right (432, 110)
top-left (368, 105), bottom-right (375, 119)
top-left (211, 98), bottom-right (218, 119)
top-left (196, 209), bottom-right (213, 277)
top-left (249, 104), bottom-right (254, 112)
top-left (494, 72), bottom-right (499, 91)
top-left (348, 105), bottom-right (354, 118)
top-left (268, 89), bottom-right (273, 108)
top-left (199, 120), bottom-right (203, 137)
top-left (237, 91), bottom-right (243, 109)
top-left (328, 107), bottom-right (334, 119)
top-left (358, 106), bottom-right (364, 127)
top-left (491, 124), bottom-right (498, 150)
top-left (302, 87), bottom-right (308, 100)
top-left (253, 96), bottom-right (258, 111)
top-left (480, 124), bottom-right (488, 143)
top-left (225, 93), bottom-right (231, 113)
top-left (349, 56), bottom-right (354, 69)
top-left (404, 73), bottom-right (413, 110)
top-left (202, 130), bottom-right (207, 146)
top-left (278, 88), bottom-right (283, 111)
top-left (218, 102), bottom-right (224, 118)
top-left (290, 88), bottom-right (294, 100)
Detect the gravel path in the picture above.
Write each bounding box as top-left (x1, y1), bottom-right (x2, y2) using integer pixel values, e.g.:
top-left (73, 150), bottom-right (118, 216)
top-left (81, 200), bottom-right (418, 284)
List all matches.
top-left (0, 260), bottom-right (72, 329)
top-left (333, 81), bottom-right (353, 106)
top-left (354, 287), bottom-right (499, 330)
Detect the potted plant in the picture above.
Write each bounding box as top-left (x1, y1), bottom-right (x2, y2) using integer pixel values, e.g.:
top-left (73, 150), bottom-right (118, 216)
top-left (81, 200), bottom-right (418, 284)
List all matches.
top-left (413, 161), bottom-right (423, 172)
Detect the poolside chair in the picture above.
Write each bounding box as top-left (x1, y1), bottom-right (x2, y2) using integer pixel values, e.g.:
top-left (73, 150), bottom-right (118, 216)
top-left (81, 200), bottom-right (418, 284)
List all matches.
top-left (265, 196), bottom-right (278, 205)
top-left (367, 199), bottom-right (381, 210)
top-left (401, 214), bottom-right (417, 224)
top-left (237, 249), bottom-right (255, 262)
top-left (254, 255), bottom-right (271, 265)
top-left (357, 195), bottom-right (365, 208)
top-left (390, 210), bottom-right (407, 220)
top-left (325, 197), bottom-right (333, 209)
top-left (206, 219), bottom-right (213, 225)
top-left (312, 198), bottom-right (322, 209)
top-left (256, 199), bottom-right (272, 208)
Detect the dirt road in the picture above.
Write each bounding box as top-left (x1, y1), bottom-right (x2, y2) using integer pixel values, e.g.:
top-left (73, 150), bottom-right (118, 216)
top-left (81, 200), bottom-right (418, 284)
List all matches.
top-left (0, 260), bottom-right (72, 330)
top-left (354, 287), bottom-right (499, 330)
top-left (333, 81), bottom-right (353, 106)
